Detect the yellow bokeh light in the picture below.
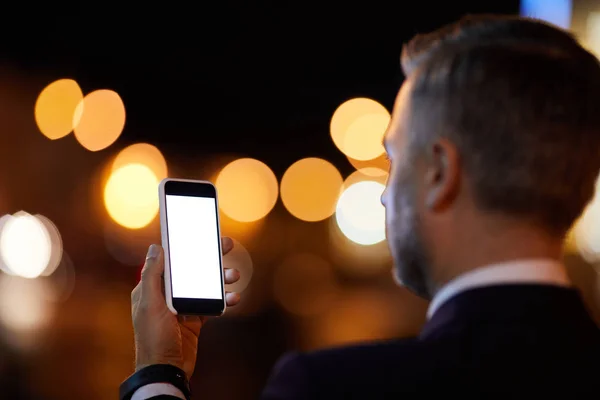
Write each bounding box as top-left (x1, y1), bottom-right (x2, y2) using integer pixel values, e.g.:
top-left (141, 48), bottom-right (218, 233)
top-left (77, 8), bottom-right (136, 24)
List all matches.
top-left (586, 12), bottom-right (600, 58)
top-left (335, 180), bottom-right (386, 246)
top-left (347, 153), bottom-right (390, 176)
top-left (573, 173), bottom-right (600, 262)
top-left (563, 226), bottom-right (576, 254)
top-left (330, 97), bottom-right (390, 161)
top-left (74, 89), bottom-right (126, 152)
top-left (344, 168), bottom-right (388, 188)
top-left (34, 79), bottom-right (83, 140)
top-left (216, 158), bottom-right (278, 223)
top-left (343, 113), bottom-right (390, 160)
top-left (280, 158), bottom-right (343, 222)
top-left (113, 143), bottom-right (168, 180)
top-left (104, 163), bottom-right (159, 229)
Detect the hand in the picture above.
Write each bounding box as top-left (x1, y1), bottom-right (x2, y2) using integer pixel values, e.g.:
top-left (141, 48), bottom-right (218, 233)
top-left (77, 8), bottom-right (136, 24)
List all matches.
top-left (131, 237), bottom-right (241, 378)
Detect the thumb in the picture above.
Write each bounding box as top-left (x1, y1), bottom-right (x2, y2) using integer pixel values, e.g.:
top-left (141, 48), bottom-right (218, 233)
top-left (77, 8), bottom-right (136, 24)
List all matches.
top-left (141, 244), bottom-right (164, 295)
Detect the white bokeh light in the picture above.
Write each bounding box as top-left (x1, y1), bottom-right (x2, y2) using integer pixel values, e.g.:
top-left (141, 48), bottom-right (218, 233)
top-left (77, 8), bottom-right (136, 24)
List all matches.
top-left (0, 212), bottom-right (52, 278)
top-left (0, 274), bottom-right (54, 351)
top-left (574, 202), bottom-right (600, 263)
top-left (35, 214), bottom-right (64, 276)
top-left (0, 274), bottom-right (53, 332)
top-left (0, 215), bottom-right (14, 275)
top-left (572, 173), bottom-right (600, 263)
top-left (335, 181), bottom-right (386, 245)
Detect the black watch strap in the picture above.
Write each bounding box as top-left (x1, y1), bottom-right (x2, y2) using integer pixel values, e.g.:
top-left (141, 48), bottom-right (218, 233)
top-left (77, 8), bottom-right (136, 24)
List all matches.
top-left (119, 364), bottom-right (191, 400)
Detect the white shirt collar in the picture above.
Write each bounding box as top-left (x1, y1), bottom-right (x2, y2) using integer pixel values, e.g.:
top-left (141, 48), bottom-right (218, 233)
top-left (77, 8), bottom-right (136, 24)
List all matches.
top-left (427, 259), bottom-right (570, 319)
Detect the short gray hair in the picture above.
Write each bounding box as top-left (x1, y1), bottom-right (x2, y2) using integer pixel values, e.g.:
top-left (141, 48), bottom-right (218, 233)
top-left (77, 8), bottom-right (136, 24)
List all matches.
top-left (402, 16), bottom-right (600, 234)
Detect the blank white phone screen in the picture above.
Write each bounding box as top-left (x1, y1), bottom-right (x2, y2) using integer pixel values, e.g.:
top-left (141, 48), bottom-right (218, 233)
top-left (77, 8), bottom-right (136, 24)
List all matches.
top-left (166, 194), bottom-right (223, 300)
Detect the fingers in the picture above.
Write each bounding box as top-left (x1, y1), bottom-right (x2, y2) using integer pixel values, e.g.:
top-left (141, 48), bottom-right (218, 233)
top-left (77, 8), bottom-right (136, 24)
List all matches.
top-left (140, 244), bottom-right (165, 296)
top-left (131, 283), bottom-right (141, 304)
top-left (222, 237), bottom-right (241, 308)
top-left (131, 283), bottom-right (141, 315)
top-left (226, 292), bottom-right (241, 307)
top-left (224, 268), bottom-right (240, 284)
top-left (222, 237), bottom-right (234, 255)
top-left (222, 237), bottom-right (239, 286)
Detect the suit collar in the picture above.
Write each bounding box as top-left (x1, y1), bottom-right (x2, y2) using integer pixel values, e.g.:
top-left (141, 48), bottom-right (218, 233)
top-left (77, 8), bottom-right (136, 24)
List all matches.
top-left (427, 259), bottom-right (570, 319)
top-left (420, 284), bottom-right (587, 340)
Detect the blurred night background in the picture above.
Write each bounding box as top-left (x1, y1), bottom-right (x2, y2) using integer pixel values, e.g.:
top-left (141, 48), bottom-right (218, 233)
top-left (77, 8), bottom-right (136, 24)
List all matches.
top-left (0, 1), bottom-right (599, 399)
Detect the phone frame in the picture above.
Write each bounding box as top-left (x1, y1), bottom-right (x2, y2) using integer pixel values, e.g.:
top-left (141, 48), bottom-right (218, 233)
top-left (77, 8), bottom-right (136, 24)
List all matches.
top-left (158, 178), bottom-right (226, 316)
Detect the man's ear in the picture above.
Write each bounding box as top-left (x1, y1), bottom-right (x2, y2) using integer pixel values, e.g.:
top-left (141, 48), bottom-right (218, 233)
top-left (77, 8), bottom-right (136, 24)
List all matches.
top-left (424, 138), bottom-right (460, 211)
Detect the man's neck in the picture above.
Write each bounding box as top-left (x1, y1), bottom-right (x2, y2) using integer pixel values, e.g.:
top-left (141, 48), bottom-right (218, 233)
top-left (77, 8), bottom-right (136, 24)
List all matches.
top-left (429, 222), bottom-right (564, 296)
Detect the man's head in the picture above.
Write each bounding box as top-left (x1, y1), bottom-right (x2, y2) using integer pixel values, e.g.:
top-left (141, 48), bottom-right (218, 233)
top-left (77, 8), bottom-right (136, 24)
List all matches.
top-left (382, 15), bottom-right (600, 298)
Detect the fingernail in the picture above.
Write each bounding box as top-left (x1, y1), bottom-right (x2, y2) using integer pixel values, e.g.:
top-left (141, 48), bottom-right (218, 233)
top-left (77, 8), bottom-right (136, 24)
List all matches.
top-left (147, 244), bottom-right (160, 259)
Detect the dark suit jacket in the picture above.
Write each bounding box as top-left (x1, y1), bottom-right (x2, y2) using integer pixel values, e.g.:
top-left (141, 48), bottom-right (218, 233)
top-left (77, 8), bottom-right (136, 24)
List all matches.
top-left (153, 285), bottom-right (599, 399)
top-left (261, 285), bottom-right (600, 398)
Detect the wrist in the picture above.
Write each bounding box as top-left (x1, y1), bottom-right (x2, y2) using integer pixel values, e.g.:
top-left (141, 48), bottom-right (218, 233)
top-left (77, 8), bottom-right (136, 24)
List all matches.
top-left (135, 357), bottom-right (185, 375)
top-left (120, 364), bottom-right (191, 400)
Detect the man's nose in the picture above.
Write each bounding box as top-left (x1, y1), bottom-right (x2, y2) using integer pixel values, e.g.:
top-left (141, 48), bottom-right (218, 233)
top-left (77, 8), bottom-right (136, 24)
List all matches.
top-left (381, 187), bottom-right (387, 207)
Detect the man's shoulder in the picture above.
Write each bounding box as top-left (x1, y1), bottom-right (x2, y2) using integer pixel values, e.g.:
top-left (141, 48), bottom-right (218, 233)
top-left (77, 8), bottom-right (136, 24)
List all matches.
top-left (299, 337), bottom-right (426, 369)
top-left (262, 337), bottom-right (437, 399)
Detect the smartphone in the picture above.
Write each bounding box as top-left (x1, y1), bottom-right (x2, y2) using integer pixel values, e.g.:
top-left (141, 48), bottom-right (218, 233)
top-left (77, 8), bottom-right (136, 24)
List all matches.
top-left (158, 178), bottom-right (226, 316)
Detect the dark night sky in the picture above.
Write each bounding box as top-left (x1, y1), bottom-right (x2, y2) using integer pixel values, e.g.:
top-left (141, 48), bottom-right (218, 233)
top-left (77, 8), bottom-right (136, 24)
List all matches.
top-left (1, 1), bottom-right (519, 177)
top-left (0, 2), bottom-right (523, 279)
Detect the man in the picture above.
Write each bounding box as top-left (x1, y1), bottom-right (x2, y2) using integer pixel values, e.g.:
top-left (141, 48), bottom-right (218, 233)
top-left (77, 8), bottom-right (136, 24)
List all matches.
top-left (121, 15), bottom-right (600, 399)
